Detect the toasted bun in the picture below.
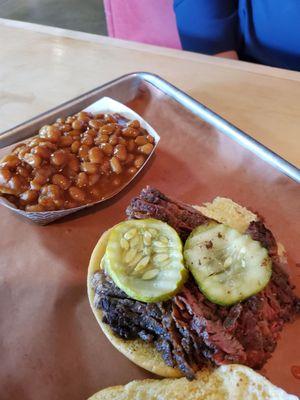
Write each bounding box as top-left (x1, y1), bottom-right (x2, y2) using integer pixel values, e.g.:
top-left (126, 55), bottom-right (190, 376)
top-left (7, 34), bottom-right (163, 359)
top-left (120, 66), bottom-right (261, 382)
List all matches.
top-left (87, 230), bottom-right (181, 378)
top-left (87, 198), bottom-right (261, 378)
top-left (88, 364), bottom-right (297, 400)
top-left (195, 197), bottom-right (257, 233)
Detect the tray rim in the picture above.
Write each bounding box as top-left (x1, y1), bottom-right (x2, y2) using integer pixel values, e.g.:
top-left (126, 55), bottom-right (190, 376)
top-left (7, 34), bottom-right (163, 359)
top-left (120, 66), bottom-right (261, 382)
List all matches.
top-left (0, 71), bottom-right (299, 183)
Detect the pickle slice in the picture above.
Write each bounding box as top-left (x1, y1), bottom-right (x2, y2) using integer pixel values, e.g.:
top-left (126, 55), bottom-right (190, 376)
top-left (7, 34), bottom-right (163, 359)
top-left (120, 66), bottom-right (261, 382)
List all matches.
top-left (105, 219), bottom-right (188, 302)
top-left (184, 222), bottom-right (272, 306)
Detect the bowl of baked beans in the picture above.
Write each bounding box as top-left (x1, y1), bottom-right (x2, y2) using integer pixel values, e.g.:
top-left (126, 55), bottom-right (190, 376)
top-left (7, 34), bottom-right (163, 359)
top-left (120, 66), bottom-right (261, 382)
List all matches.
top-left (0, 97), bottom-right (159, 224)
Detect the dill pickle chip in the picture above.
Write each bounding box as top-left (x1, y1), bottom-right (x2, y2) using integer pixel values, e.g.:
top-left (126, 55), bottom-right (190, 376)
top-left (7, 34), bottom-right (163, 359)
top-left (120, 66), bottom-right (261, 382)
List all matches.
top-left (184, 221), bottom-right (272, 306)
top-left (105, 219), bottom-right (188, 302)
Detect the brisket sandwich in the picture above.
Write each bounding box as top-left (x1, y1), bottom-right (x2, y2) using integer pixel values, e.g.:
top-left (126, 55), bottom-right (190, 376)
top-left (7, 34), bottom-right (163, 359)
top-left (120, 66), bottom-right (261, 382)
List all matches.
top-left (87, 187), bottom-right (299, 379)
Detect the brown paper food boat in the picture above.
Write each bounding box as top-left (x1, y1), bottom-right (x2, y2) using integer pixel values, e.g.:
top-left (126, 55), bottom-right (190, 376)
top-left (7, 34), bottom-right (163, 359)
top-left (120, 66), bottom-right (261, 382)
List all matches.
top-left (0, 97), bottom-right (160, 225)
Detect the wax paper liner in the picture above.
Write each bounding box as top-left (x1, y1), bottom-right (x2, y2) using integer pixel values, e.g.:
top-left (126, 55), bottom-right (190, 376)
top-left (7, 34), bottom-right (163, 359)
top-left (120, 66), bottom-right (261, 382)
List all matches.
top-left (0, 97), bottom-right (160, 225)
top-left (0, 84), bottom-right (299, 400)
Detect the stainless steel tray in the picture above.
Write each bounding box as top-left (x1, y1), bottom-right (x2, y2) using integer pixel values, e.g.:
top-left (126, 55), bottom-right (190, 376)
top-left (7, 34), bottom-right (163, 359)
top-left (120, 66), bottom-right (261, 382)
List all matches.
top-left (0, 73), bottom-right (299, 399)
top-left (1, 72), bottom-right (299, 183)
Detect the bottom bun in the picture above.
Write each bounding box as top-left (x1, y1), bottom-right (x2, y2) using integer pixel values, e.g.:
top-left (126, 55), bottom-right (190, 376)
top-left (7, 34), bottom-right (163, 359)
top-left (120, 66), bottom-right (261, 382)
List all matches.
top-left (87, 230), bottom-right (181, 378)
top-left (88, 364), bottom-right (297, 400)
top-left (87, 198), bottom-right (259, 378)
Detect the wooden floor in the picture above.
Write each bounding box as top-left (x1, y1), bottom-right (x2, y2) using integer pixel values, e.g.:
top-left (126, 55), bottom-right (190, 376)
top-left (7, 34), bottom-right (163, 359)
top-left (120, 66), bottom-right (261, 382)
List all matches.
top-left (0, 0), bottom-right (107, 34)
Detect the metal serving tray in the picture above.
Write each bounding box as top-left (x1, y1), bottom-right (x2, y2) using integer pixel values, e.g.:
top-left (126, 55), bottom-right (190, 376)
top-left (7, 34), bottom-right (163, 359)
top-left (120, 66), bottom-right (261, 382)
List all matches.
top-left (1, 73), bottom-right (299, 183)
top-left (0, 73), bottom-right (299, 399)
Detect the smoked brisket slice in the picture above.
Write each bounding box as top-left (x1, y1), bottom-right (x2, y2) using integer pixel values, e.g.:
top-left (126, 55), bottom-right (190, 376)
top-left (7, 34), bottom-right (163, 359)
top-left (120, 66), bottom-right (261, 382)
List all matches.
top-left (246, 220), bottom-right (278, 257)
top-left (126, 186), bottom-right (210, 241)
top-left (93, 265), bottom-right (299, 377)
top-left (92, 187), bottom-right (299, 378)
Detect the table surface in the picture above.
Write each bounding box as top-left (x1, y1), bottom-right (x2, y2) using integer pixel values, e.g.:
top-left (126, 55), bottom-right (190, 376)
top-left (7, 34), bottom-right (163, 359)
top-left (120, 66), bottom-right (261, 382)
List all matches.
top-left (0, 18), bottom-right (299, 168)
top-left (0, 19), bottom-right (300, 400)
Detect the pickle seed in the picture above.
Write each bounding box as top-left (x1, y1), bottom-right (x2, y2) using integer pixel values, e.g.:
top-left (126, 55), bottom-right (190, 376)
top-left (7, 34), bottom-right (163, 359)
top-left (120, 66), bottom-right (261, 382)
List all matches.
top-left (148, 228), bottom-right (157, 237)
top-left (224, 257), bottom-right (232, 268)
top-left (129, 252), bottom-right (143, 268)
top-left (137, 237), bottom-right (144, 251)
top-left (142, 268), bottom-right (159, 280)
top-left (143, 247), bottom-right (151, 256)
top-left (153, 253), bottom-right (169, 263)
top-left (120, 238), bottom-right (129, 250)
top-left (153, 240), bottom-right (168, 248)
top-left (130, 235), bottom-right (140, 248)
top-left (160, 236), bottom-right (169, 244)
top-left (134, 255), bottom-right (150, 272)
top-left (124, 228), bottom-right (137, 240)
top-left (125, 248), bottom-right (138, 263)
top-left (154, 247), bottom-right (169, 254)
top-left (143, 230), bottom-right (152, 246)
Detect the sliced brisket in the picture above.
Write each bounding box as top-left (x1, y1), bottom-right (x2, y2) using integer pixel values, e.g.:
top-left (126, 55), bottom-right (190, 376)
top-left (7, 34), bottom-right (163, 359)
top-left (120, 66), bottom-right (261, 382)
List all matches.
top-left (92, 187), bottom-right (299, 379)
top-left (126, 186), bottom-right (210, 241)
top-left (246, 220), bottom-right (278, 257)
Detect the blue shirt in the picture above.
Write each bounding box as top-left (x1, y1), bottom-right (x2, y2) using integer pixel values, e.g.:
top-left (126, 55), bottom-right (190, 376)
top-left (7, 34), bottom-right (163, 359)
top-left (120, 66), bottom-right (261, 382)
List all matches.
top-left (174, 0), bottom-right (300, 71)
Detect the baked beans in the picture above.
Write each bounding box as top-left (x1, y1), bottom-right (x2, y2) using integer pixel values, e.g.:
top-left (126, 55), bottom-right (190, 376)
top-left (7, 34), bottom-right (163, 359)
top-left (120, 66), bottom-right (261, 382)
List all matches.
top-left (0, 112), bottom-right (156, 212)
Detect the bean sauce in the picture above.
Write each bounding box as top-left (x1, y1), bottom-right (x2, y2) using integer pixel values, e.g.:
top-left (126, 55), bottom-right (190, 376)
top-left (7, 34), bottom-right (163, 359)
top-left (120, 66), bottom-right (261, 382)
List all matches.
top-left (0, 112), bottom-right (155, 212)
